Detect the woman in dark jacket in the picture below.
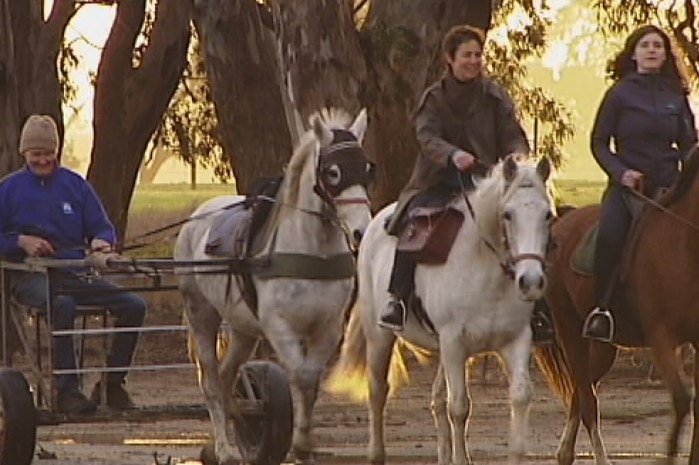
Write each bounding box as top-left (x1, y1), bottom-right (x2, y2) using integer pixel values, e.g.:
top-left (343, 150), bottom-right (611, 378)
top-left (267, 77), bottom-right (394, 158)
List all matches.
top-left (380, 25), bottom-right (553, 343)
top-left (583, 25), bottom-right (698, 342)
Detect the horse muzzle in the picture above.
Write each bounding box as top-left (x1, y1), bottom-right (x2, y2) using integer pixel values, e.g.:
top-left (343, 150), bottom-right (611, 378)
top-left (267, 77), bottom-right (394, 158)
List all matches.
top-left (511, 253), bottom-right (547, 301)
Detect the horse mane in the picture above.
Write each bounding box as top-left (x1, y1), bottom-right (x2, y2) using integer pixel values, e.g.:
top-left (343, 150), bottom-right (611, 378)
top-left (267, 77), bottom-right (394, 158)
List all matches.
top-left (283, 108), bottom-right (356, 206)
top-left (658, 143), bottom-right (699, 206)
top-left (473, 155), bottom-right (547, 211)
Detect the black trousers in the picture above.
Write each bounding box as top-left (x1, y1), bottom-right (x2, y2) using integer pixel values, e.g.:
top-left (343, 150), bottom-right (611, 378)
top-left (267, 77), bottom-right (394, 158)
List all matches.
top-left (593, 186), bottom-right (632, 305)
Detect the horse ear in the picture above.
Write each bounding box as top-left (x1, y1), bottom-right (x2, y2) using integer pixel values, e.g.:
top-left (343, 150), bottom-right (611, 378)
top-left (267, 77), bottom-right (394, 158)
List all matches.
top-left (350, 108), bottom-right (368, 143)
top-left (312, 114), bottom-right (334, 147)
top-left (536, 156), bottom-right (552, 182)
top-left (503, 155), bottom-right (518, 183)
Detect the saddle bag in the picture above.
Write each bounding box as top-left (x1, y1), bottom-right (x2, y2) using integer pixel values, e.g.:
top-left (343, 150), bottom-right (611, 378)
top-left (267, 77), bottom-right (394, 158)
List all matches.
top-left (397, 206), bottom-right (465, 264)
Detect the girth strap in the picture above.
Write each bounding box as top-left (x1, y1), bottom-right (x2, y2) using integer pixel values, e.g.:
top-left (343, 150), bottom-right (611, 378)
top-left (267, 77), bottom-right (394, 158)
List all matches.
top-left (255, 252), bottom-right (356, 280)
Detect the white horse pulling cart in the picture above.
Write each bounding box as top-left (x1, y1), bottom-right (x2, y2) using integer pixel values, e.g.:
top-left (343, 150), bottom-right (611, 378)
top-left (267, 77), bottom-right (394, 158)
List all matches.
top-left (0, 107), bottom-right (374, 465)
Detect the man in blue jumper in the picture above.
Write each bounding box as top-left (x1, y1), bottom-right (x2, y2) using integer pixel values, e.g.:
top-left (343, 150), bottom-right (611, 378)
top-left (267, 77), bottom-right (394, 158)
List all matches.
top-left (0, 114), bottom-right (146, 414)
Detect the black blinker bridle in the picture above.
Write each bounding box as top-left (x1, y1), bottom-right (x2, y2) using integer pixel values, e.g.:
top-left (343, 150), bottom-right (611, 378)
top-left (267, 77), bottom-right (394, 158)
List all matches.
top-left (314, 129), bottom-right (375, 208)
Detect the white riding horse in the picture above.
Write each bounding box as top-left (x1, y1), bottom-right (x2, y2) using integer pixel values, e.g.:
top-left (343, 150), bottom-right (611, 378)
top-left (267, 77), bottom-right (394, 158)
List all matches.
top-left (175, 108), bottom-right (373, 465)
top-left (328, 156), bottom-right (553, 465)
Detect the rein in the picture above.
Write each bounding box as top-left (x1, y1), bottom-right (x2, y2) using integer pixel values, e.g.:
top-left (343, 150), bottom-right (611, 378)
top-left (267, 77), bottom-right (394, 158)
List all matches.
top-left (461, 174), bottom-right (546, 279)
top-left (627, 187), bottom-right (699, 235)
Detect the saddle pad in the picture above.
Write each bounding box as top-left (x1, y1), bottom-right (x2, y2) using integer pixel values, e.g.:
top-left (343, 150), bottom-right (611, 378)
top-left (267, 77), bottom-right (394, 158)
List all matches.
top-left (570, 224), bottom-right (598, 276)
top-left (205, 203), bottom-right (249, 257)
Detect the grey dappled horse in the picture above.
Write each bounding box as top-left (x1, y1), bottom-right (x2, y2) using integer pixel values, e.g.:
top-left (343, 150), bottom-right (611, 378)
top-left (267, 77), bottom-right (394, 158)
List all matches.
top-left (175, 108), bottom-right (373, 465)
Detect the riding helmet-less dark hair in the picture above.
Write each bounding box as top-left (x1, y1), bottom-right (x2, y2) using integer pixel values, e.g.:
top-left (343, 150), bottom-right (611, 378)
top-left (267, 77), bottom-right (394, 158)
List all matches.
top-left (441, 24), bottom-right (486, 60)
top-left (606, 24), bottom-right (690, 94)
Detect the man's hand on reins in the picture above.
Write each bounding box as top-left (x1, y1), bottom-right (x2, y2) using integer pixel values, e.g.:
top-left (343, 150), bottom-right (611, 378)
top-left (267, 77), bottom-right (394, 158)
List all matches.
top-left (18, 234), bottom-right (56, 257)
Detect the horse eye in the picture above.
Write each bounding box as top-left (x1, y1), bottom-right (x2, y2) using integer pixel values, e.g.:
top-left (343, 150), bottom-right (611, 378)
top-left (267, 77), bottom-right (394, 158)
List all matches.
top-left (546, 211), bottom-right (554, 221)
top-left (324, 164), bottom-right (341, 186)
top-left (366, 162), bottom-right (376, 176)
top-left (502, 211), bottom-right (512, 221)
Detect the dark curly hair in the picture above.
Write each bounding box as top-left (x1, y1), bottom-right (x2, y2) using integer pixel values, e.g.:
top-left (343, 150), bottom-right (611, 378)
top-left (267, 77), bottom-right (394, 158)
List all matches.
top-left (441, 25), bottom-right (485, 60)
top-left (606, 24), bottom-right (690, 94)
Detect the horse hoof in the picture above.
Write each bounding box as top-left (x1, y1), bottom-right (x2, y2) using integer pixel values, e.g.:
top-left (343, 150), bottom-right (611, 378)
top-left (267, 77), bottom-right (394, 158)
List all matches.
top-left (200, 444), bottom-right (218, 465)
top-left (199, 443), bottom-right (241, 465)
top-left (292, 449), bottom-right (315, 465)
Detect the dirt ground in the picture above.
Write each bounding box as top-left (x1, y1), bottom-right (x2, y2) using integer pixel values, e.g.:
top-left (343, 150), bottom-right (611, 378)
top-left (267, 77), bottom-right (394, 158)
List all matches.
top-left (16, 338), bottom-right (694, 465)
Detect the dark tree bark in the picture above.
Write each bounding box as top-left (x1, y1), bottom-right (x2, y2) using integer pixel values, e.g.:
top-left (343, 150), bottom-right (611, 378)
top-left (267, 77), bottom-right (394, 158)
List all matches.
top-left (192, 0), bottom-right (292, 195)
top-left (87, 0), bottom-right (191, 239)
top-left (0, 0), bottom-right (20, 175)
top-left (271, 0), bottom-right (368, 126)
top-left (0, 0), bottom-right (75, 175)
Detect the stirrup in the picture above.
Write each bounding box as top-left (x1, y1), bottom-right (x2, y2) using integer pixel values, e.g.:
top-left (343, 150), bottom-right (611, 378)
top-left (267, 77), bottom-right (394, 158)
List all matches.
top-left (379, 298), bottom-right (407, 331)
top-left (582, 307), bottom-right (615, 343)
top-left (531, 312), bottom-right (555, 346)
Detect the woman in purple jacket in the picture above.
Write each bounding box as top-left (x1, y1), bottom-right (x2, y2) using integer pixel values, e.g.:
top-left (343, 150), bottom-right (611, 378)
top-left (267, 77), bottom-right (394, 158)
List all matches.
top-left (583, 25), bottom-right (698, 342)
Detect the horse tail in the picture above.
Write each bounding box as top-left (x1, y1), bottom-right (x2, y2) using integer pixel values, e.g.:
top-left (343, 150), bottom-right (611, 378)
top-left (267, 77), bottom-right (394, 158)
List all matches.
top-left (325, 303), bottom-right (370, 402)
top-left (533, 340), bottom-right (575, 407)
top-left (325, 302), bottom-right (426, 401)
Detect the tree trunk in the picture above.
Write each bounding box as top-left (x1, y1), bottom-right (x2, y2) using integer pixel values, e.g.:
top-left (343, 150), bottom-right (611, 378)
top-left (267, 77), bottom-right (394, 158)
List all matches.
top-left (0, 0), bottom-right (20, 175)
top-left (1, 0), bottom-right (75, 175)
top-left (362, 0), bottom-right (493, 209)
top-left (139, 145), bottom-right (173, 185)
top-left (193, 0), bottom-right (292, 195)
top-left (88, 0), bottom-right (191, 239)
top-left (270, 0), bottom-right (368, 127)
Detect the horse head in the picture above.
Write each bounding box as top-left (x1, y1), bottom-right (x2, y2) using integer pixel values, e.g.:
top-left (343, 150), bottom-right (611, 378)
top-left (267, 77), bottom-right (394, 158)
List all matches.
top-left (283, 108), bottom-right (374, 250)
top-left (495, 155), bottom-right (553, 300)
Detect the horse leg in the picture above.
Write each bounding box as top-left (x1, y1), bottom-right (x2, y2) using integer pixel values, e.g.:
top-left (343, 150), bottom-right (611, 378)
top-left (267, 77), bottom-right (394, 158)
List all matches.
top-left (266, 331), bottom-right (317, 464)
top-left (366, 330), bottom-right (396, 465)
top-left (439, 335), bottom-right (471, 465)
top-left (430, 363), bottom-right (451, 465)
top-left (266, 318), bottom-right (341, 465)
top-left (295, 328), bottom-right (343, 464)
top-left (689, 343), bottom-right (699, 464)
top-left (584, 342), bottom-right (617, 465)
top-left (557, 390), bottom-right (581, 465)
top-left (649, 338), bottom-right (691, 461)
top-left (499, 333), bottom-right (533, 463)
top-left (554, 317), bottom-right (615, 465)
top-left (217, 328), bottom-right (257, 425)
top-left (185, 299), bottom-right (239, 465)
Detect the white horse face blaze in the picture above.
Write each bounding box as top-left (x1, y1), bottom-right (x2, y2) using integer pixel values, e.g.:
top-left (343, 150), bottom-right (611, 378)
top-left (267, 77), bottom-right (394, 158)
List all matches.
top-left (501, 180), bottom-right (552, 301)
top-left (334, 184), bottom-right (372, 247)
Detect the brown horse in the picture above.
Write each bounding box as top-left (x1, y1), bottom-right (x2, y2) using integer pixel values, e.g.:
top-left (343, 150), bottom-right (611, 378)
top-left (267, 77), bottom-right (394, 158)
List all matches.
top-left (535, 143), bottom-right (699, 465)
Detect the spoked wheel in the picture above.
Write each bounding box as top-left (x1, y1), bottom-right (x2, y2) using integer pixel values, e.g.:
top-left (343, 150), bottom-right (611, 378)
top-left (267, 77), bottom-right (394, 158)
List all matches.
top-left (0, 368), bottom-right (37, 465)
top-left (232, 361), bottom-right (293, 465)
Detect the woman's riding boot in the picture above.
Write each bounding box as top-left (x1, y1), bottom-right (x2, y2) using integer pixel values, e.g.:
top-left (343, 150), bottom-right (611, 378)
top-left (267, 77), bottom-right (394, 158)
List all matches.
top-left (583, 266), bottom-right (619, 343)
top-left (530, 299), bottom-right (555, 346)
top-left (380, 251), bottom-right (415, 331)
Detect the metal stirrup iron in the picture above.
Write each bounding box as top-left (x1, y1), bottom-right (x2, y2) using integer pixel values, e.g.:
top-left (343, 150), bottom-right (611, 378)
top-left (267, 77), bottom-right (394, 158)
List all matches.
top-left (582, 307), bottom-right (615, 343)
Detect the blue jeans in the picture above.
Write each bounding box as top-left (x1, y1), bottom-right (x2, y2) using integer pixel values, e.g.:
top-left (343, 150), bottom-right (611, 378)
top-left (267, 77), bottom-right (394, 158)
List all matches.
top-left (11, 271), bottom-right (146, 394)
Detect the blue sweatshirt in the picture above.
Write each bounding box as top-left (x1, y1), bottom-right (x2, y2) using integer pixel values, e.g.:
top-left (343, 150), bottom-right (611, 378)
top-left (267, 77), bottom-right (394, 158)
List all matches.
top-left (591, 72), bottom-right (698, 190)
top-left (0, 165), bottom-right (116, 260)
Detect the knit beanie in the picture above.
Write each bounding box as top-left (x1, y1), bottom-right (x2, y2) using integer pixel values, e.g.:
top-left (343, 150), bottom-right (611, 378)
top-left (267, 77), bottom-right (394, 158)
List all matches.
top-left (19, 114), bottom-right (59, 154)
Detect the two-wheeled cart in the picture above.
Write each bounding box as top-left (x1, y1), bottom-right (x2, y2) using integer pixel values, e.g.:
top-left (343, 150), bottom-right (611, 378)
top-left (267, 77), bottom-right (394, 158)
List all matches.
top-left (0, 256), bottom-right (294, 465)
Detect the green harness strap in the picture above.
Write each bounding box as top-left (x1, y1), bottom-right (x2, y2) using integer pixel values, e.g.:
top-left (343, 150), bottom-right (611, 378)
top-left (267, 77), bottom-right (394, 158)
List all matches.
top-left (255, 252), bottom-right (356, 280)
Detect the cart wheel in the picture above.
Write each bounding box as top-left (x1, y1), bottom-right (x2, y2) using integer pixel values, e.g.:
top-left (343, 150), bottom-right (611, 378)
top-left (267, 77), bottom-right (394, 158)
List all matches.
top-left (0, 368), bottom-right (37, 465)
top-left (232, 361), bottom-right (293, 465)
